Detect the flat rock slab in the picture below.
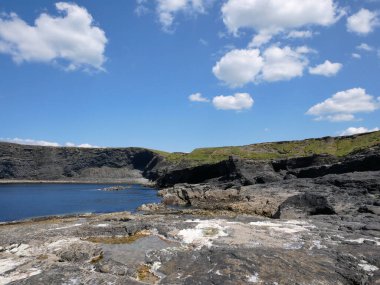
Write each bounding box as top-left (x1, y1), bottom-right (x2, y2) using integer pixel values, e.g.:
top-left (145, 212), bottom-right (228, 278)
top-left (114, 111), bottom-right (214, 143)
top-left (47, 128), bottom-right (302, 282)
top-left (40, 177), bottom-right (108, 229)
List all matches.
top-left (0, 211), bottom-right (379, 284)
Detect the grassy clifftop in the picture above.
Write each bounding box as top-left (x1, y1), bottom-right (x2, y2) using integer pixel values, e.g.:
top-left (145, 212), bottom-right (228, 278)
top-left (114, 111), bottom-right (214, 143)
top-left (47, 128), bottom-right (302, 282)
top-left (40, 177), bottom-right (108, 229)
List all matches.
top-left (157, 131), bottom-right (380, 165)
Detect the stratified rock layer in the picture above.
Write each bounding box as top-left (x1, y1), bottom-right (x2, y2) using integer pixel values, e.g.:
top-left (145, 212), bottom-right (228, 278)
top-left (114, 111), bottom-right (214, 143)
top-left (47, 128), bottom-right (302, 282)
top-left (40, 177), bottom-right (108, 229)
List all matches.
top-left (0, 143), bottom-right (161, 183)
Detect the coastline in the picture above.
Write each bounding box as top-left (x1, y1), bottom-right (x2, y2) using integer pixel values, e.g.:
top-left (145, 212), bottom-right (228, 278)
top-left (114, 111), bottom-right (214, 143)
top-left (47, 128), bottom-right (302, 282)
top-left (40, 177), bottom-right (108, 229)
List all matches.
top-left (0, 179), bottom-right (156, 187)
top-left (0, 212), bottom-right (96, 226)
top-left (1, 205), bottom-right (379, 284)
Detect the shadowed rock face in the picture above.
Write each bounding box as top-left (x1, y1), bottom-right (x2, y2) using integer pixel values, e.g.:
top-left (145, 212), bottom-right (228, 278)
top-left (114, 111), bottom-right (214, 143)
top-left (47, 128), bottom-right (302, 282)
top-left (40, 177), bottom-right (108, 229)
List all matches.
top-left (152, 144), bottom-right (380, 188)
top-left (157, 145), bottom-right (380, 219)
top-left (153, 158), bottom-right (238, 188)
top-left (1, 139), bottom-right (380, 186)
top-left (0, 143), bottom-right (162, 182)
top-left (158, 170), bottom-right (380, 219)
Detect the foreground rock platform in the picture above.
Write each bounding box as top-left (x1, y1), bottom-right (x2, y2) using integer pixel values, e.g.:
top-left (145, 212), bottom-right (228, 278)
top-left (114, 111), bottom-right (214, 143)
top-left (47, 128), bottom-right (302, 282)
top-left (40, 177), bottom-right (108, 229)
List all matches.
top-left (0, 209), bottom-right (379, 285)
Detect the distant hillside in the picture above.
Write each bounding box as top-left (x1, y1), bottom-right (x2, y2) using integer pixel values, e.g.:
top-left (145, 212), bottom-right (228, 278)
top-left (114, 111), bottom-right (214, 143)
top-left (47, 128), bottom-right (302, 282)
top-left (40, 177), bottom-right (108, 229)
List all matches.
top-left (157, 131), bottom-right (380, 165)
top-left (1, 131), bottom-right (379, 182)
top-left (0, 144), bottom-right (161, 182)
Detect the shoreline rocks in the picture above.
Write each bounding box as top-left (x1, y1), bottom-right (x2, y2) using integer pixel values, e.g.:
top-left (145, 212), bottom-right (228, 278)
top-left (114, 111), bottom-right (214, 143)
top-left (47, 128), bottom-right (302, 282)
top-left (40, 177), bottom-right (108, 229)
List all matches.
top-left (99, 185), bottom-right (130, 191)
top-left (0, 210), bottom-right (379, 284)
top-left (0, 136), bottom-right (380, 283)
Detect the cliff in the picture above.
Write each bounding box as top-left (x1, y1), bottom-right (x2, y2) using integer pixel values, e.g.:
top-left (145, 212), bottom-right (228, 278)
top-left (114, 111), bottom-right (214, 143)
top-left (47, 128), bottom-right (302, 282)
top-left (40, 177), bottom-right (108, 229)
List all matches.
top-left (1, 131), bottom-right (380, 185)
top-left (0, 143), bottom-right (162, 183)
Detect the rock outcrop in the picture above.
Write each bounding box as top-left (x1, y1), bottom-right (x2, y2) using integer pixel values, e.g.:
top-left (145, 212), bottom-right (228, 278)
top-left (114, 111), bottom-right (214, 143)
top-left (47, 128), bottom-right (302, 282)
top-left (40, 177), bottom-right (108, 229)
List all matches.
top-left (1, 134), bottom-right (380, 187)
top-left (151, 144), bottom-right (380, 188)
top-left (1, 134), bottom-right (380, 284)
top-left (0, 209), bottom-right (379, 284)
top-left (158, 168), bottom-right (380, 219)
top-left (0, 143), bottom-right (162, 183)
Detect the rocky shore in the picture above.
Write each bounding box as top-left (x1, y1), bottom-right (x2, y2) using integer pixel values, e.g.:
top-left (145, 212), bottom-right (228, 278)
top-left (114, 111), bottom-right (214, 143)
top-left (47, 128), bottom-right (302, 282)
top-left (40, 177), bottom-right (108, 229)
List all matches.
top-left (0, 206), bottom-right (379, 284)
top-left (0, 133), bottom-right (380, 284)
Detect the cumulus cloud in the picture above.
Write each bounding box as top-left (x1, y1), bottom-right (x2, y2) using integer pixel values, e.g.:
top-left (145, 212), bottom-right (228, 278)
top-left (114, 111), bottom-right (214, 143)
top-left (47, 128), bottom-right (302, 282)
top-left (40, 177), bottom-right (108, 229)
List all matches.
top-left (357, 43), bottom-right (374, 51)
top-left (189, 92), bottom-right (209, 102)
top-left (352, 53), bottom-right (361, 59)
top-left (212, 49), bottom-right (263, 87)
top-left (221, 0), bottom-right (341, 46)
top-left (156, 0), bottom-right (212, 31)
top-left (340, 127), bottom-right (379, 136)
top-left (0, 2), bottom-right (107, 71)
top-left (347, 9), bottom-right (379, 35)
top-left (307, 88), bottom-right (380, 122)
top-left (309, 60), bottom-right (342, 77)
top-left (0, 138), bottom-right (98, 148)
top-left (261, 45), bottom-right (309, 82)
top-left (286, 30), bottom-right (313, 39)
top-left (212, 93), bottom-right (254, 111)
top-left (212, 45), bottom-right (310, 87)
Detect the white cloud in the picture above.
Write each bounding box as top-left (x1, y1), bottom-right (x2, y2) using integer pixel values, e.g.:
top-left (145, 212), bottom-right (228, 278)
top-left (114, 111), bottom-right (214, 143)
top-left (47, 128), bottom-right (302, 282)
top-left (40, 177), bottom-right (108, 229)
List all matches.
top-left (286, 30), bottom-right (313, 39)
top-left (212, 49), bottom-right (263, 87)
top-left (135, 0), bottom-right (150, 16)
top-left (212, 45), bottom-right (310, 87)
top-left (356, 43), bottom-right (374, 51)
top-left (347, 9), bottom-right (379, 35)
top-left (307, 88), bottom-right (380, 122)
top-left (221, 0), bottom-right (341, 46)
top-left (309, 60), bottom-right (342, 77)
top-left (0, 138), bottom-right (60, 147)
top-left (189, 92), bottom-right (209, 102)
top-left (0, 2), bottom-right (107, 71)
top-left (340, 127), bottom-right (379, 136)
top-left (261, 45), bottom-right (309, 81)
top-left (212, 93), bottom-right (254, 111)
top-left (315, 114), bottom-right (356, 122)
top-left (248, 31), bottom-right (273, 48)
top-left (0, 138), bottom-right (98, 148)
top-left (65, 143), bottom-right (98, 148)
top-left (352, 53), bottom-right (361, 59)
top-left (156, 0), bottom-right (212, 31)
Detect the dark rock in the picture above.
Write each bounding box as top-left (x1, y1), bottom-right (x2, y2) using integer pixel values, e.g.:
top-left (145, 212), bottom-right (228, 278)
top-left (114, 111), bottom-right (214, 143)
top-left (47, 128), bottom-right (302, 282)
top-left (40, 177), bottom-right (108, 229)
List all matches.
top-left (363, 223), bottom-right (380, 231)
top-left (0, 142), bottom-right (162, 183)
top-left (273, 193), bottom-right (336, 219)
top-left (154, 159), bottom-right (237, 188)
top-left (99, 186), bottom-right (129, 191)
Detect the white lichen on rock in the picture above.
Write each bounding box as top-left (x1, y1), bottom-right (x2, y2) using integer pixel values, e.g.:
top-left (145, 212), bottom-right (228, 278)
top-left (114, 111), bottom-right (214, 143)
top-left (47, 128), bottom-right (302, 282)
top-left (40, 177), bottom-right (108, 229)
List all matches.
top-left (177, 219), bottom-right (229, 248)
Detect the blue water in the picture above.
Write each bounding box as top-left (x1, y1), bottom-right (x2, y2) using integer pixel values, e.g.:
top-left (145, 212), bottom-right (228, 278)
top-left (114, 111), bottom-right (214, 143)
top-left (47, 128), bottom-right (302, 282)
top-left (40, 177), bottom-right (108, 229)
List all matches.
top-left (0, 184), bottom-right (160, 222)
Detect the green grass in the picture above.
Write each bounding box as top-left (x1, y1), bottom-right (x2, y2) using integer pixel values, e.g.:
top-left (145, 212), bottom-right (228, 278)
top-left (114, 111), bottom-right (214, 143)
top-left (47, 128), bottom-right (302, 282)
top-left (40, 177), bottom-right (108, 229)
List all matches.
top-left (152, 131), bottom-right (380, 166)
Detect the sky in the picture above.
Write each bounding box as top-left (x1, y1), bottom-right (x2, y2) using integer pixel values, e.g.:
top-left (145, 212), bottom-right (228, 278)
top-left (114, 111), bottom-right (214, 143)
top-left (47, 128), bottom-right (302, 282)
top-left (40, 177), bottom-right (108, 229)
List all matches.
top-left (0, 0), bottom-right (379, 152)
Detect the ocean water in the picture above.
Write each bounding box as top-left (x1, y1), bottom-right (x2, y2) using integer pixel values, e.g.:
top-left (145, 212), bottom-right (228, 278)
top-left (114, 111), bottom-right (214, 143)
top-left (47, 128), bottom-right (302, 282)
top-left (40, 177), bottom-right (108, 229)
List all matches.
top-left (0, 184), bottom-right (160, 222)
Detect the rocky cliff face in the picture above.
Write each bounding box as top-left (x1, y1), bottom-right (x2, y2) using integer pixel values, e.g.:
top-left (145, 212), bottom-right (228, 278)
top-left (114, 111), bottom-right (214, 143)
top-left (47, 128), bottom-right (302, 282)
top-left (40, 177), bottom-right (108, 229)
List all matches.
top-left (1, 140), bottom-right (380, 186)
top-left (0, 143), bottom-right (162, 183)
top-left (157, 144), bottom-right (380, 220)
top-left (150, 144), bottom-right (380, 187)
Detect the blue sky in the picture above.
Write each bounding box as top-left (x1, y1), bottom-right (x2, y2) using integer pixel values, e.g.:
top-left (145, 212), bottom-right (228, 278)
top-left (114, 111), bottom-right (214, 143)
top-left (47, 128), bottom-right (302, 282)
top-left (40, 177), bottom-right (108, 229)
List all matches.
top-left (0, 0), bottom-right (379, 152)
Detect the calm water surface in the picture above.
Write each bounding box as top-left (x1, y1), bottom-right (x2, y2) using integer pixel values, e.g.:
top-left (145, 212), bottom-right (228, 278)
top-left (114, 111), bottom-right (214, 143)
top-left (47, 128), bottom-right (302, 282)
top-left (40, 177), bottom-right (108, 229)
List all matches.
top-left (0, 184), bottom-right (160, 222)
